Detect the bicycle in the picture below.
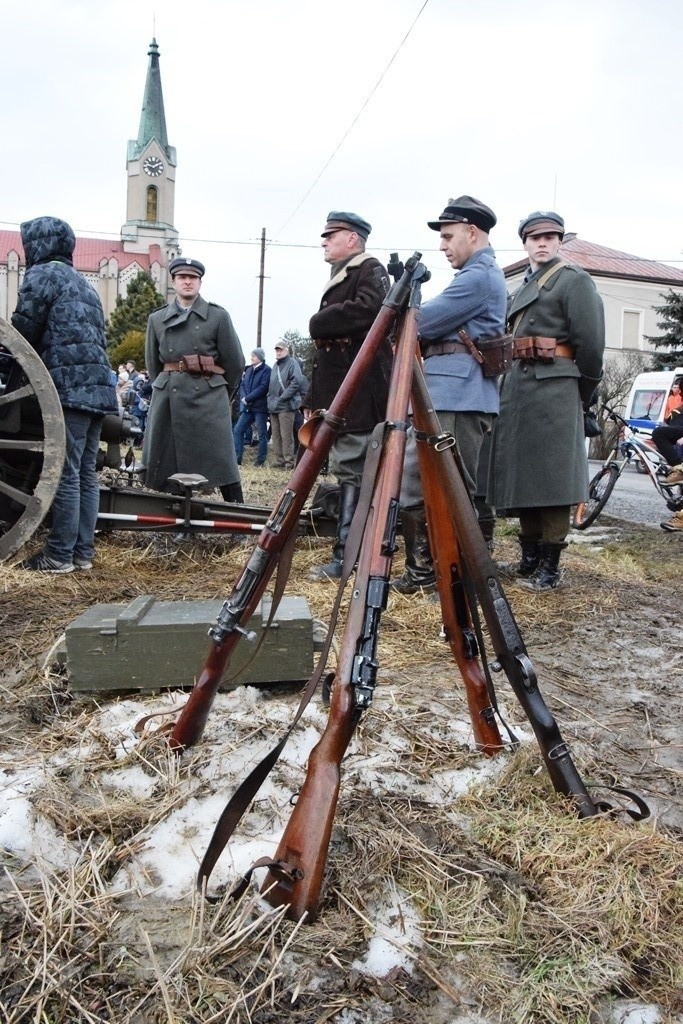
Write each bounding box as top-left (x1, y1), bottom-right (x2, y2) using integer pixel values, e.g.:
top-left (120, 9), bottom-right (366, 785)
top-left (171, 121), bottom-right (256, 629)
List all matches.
top-left (572, 404), bottom-right (683, 529)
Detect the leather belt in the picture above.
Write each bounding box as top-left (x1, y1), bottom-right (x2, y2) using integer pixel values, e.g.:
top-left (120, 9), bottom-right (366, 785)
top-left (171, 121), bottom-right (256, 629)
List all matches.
top-left (162, 360), bottom-right (224, 377)
top-left (422, 341), bottom-right (470, 358)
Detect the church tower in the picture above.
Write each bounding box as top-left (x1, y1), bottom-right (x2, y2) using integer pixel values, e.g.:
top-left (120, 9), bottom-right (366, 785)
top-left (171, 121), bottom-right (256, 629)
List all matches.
top-left (121, 39), bottom-right (179, 261)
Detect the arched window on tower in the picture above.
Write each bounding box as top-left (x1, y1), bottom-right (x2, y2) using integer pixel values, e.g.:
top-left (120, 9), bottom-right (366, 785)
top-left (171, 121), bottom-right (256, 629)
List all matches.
top-left (146, 186), bottom-right (158, 222)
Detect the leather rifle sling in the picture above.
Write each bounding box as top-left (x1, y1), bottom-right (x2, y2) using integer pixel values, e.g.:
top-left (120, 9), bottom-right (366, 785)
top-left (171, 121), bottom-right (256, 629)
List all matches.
top-left (197, 419), bottom-right (392, 895)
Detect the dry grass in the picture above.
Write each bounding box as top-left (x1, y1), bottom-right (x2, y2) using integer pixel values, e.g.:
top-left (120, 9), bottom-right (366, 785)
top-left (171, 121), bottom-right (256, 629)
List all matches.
top-left (1, 463), bottom-right (682, 1023)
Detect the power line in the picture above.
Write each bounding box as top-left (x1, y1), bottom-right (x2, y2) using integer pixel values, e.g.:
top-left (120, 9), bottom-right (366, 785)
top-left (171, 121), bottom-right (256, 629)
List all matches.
top-left (272, 0), bottom-right (431, 239)
top-left (3, 220), bottom-right (682, 265)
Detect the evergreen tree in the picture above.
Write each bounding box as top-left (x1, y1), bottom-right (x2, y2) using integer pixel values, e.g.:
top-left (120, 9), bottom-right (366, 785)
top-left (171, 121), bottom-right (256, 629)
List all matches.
top-left (647, 290), bottom-right (683, 369)
top-left (108, 330), bottom-right (146, 370)
top-left (107, 272), bottom-right (165, 348)
top-left (280, 328), bottom-right (315, 380)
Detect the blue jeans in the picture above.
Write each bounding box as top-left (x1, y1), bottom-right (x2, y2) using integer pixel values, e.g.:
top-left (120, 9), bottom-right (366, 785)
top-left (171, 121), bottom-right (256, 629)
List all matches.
top-left (45, 409), bottom-right (103, 564)
top-left (233, 409), bottom-right (268, 465)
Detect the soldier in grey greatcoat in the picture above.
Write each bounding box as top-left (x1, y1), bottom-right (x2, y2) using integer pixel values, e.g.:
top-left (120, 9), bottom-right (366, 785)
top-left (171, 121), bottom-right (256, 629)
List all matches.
top-left (142, 258), bottom-right (245, 502)
top-left (487, 212), bottom-right (605, 590)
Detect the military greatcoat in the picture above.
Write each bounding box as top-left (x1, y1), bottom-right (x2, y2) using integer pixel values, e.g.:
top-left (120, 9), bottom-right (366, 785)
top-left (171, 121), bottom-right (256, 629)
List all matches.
top-left (142, 296), bottom-right (244, 490)
top-left (308, 253), bottom-right (391, 433)
top-left (487, 258), bottom-right (605, 509)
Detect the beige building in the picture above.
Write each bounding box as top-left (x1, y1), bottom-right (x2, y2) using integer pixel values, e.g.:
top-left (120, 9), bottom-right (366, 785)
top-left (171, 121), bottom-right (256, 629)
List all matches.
top-left (504, 235), bottom-right (683, 358)
top-left (0, 39), bottom-right (179, 322)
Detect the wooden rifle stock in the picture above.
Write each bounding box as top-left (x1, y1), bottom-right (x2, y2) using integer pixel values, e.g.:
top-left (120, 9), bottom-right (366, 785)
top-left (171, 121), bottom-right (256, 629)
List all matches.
top-left (410, 363), bottom-right (598, 818)
top-left (169, 255), bottom-right (422, 750)
top-left (412, 425), bottom-right (504, 755)
top-left (261, 289), bottom-right (423, 921)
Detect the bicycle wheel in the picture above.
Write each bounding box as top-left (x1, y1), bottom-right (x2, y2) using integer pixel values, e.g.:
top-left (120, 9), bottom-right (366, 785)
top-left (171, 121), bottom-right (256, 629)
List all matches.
top-left (572, 465), bottom-right (620, 529)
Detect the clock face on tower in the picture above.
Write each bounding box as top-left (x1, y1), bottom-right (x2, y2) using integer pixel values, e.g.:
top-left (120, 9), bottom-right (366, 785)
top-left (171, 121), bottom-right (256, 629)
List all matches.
top-left (143, 156), bottom-right (164, 177)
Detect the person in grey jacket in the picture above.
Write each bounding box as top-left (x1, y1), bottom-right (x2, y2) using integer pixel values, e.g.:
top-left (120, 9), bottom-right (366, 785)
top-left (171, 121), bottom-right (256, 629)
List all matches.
top-left (142, 257), bottom-right (245, 502)
top-left (392, 195), bottom-right (507, 594)
top-left (267, 342), bottom-right (304, 469)
top-left (487, 211), bottom-right (605, 591)
top-left (12, 216), bottom-right (118, 573)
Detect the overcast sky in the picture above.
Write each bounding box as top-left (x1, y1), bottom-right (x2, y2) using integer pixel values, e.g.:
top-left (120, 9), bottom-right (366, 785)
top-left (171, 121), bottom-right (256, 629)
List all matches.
top-left (2, 0), bottom-right (682, 360)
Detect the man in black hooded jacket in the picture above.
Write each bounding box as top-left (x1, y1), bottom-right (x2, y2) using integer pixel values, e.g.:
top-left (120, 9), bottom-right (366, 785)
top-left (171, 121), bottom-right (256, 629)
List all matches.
top-left (12, 216), bottom-right (117, 572)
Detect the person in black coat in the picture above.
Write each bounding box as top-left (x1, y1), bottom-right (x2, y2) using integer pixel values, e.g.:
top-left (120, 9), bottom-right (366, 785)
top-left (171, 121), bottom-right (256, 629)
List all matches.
top-left (12, 216), bottom-right (117, 572)
top-left (306, 211), bottom-right (390, 579)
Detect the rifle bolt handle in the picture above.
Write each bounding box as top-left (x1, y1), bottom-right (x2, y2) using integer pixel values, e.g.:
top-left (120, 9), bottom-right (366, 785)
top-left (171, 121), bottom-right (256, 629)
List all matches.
top-left (490, 660), bottom-right (503, 673)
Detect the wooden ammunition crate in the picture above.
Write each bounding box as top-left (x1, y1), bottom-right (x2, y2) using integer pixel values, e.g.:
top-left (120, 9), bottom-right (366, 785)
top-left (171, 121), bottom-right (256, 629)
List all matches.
top-left (64, 595), bottom-right (313, 693)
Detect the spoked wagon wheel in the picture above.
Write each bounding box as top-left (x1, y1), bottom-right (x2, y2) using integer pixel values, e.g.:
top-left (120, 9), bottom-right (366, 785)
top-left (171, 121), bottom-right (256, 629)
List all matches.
top-left (0, 317), bottom-right (65, 560)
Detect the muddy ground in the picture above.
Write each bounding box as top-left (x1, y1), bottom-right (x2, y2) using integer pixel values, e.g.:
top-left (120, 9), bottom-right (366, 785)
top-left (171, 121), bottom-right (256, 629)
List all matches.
top-left (0, 495), bottom-right (681, 1023)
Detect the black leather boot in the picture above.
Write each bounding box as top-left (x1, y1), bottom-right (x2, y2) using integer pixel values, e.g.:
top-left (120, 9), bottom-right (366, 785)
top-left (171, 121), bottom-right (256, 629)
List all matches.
top-left (391, 507), bottom-right (436, 594)
top-left (518, 542), bottom-right (564, 591)
top-left (220, 481), bottom-right (244, 504)
top-left (478, 516), bottom-right (495, 553)
top-left (309, 482), bottom-right (359, 580)
top-left (498, 535), bottom-right (541, 579)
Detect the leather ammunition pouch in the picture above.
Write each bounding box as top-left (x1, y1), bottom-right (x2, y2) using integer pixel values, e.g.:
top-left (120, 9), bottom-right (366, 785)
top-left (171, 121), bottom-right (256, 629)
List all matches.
top-left (181, 354), bottom-right (225, 376)
top-left (511, 337), bottom-right (574, 364)
top-left (457, 328), bottom-right (513, 378)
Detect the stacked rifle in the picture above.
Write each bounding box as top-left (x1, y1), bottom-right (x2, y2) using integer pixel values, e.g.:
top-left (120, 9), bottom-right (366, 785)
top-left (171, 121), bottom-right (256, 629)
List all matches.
top-left (157, 254), bottom-right (647, 923)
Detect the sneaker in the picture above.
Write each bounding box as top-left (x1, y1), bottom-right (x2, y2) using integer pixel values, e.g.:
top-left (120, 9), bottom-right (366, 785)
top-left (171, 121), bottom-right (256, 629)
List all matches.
top-left (660, 511), bottom-right (683, 532)
top-left (20, 553), bottom-right (74, 574)
top-left (73, 558), bottom-right (93, 571)
top-left (663, 467), bottom-right (683, 485)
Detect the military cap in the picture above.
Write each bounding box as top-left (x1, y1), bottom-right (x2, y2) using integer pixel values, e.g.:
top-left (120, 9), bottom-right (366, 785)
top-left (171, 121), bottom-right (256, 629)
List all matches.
top-left (427, 195), bottom-right (497, 233)
top-left (168, 256), bottom-right (205, 278)
top-left (518, 211), bottom-right (565, 241)
top-left (321, 211), bottom-right (372, 240)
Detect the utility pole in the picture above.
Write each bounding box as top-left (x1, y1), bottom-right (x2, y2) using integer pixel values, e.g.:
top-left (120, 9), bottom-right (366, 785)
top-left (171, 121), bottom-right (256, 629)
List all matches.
top-left (256, 228), bottom-right (266, 346)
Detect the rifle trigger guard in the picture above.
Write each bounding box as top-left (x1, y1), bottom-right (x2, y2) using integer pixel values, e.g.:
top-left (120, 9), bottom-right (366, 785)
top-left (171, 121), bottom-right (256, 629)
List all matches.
top-left (515, 653), bottom-right (537, 691)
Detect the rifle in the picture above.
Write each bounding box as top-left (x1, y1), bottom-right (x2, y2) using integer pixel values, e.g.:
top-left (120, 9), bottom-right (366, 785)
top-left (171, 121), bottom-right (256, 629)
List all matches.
top-left (195, 255), bottom-right (647, 920)
top-left (168, 255), bottom-right (421, 751)
top-left (259, 262), bottom-right (429, 921)
top-left (409, 362), bottom-right (597, 816)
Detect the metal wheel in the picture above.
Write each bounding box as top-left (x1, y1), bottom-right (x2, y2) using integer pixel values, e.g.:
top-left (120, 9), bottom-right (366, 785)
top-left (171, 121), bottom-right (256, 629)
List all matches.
top-left (0, 317), bottom-right (66, 560)
top-left (572, 464), bottom-right (620, 530)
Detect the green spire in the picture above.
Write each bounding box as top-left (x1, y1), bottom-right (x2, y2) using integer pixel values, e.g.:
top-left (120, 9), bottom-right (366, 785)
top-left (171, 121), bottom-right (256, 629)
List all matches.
top-left (135, 38), bottom-right (169, 157)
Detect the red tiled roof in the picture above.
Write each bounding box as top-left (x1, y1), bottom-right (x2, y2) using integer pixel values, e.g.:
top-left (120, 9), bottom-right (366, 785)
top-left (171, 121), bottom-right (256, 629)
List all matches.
top-left (503, 235), bottom-right (683, 284)
top-left (0, 230), bottom-right (160, 272)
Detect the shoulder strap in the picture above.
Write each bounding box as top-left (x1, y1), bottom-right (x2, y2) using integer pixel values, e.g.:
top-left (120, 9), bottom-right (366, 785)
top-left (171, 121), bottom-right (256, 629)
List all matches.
top-left (536, 259), bottom-right (567, 289)
top-left (511, 261), bottom-right (567, 337)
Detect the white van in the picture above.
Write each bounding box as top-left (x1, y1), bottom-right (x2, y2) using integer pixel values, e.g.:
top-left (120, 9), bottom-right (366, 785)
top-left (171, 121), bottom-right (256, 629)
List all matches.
top-left (624, 368), bottom-right (683, 434)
